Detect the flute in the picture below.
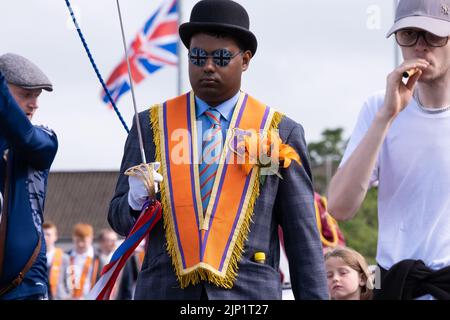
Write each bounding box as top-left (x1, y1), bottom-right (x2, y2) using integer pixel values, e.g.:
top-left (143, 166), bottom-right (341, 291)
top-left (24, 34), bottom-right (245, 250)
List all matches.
top-left (402, 68), bottom-right (420, 78)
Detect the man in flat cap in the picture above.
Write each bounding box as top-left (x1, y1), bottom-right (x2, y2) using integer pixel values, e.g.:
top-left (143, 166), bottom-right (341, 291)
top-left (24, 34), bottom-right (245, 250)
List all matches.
top-left (108, 0), bottom-right (328, 300)
top-left (328, 0), bottom-right (450, 299)
top-left (0, 53), bottom-right (58, 300)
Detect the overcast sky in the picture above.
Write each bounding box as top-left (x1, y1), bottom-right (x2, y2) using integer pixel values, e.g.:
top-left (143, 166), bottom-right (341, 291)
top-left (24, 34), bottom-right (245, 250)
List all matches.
top-left (1, 0), bottom-right (398, 171)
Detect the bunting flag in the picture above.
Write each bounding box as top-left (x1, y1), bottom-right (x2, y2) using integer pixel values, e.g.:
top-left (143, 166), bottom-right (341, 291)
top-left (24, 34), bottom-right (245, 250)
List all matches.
top-left (102, 0), bottom-right (178, 105)
top-left (87, 200), bottom-right (162, 300)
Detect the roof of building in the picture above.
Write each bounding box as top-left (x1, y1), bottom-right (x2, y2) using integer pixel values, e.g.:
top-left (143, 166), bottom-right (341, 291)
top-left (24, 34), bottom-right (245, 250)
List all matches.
top-left (44, 171), bottom-right (119, 241)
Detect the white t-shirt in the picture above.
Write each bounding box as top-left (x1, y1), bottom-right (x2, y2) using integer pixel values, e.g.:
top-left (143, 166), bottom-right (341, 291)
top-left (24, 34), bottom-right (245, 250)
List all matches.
top-left (341, 90), bottom-right (450, 272)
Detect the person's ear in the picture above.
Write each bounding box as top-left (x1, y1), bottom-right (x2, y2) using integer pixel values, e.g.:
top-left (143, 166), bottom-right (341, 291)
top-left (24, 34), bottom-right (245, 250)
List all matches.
top-left (242, 50), bottom-right (252, 72)
top-left (359, 275), bottom-right (366, 287)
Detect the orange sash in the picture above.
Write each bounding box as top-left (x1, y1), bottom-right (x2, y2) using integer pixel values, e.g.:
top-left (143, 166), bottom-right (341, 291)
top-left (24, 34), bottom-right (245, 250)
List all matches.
top-left (69, 255), bottom-right (99, 298)
top-left (150, 91), bottom-right (282, 288)
top-left (49, 248), bottom-right (63, 298)
top-left (137, 250), bottom-right (145, 271)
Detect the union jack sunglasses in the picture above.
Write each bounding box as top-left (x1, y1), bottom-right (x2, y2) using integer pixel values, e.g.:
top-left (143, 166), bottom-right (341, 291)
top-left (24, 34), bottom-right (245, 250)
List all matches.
top-left (188, 48), bottom-right (243, 67)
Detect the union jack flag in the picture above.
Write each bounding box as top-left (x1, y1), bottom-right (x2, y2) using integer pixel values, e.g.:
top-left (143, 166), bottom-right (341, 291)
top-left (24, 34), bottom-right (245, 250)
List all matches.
top-left (102, 0), bottom-right (178, 105)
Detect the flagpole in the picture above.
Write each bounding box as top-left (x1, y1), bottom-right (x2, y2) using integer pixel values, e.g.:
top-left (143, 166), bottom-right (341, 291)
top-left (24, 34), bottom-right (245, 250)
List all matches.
top-left (177, 0), bottom-right (183, 96)
top-left (116, 0), bottom-right (147, 164)
top-left (393, 0), bottom-right (401, 67)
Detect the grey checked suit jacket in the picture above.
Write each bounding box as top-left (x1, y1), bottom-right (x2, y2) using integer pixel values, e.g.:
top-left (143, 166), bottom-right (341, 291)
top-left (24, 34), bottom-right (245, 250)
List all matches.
top-left (108, 105), bottom-right (328, 300)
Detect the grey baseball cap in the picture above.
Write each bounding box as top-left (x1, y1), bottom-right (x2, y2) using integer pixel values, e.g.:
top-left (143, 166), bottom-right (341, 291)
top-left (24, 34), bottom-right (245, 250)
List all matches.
top-left (387, 0), bottom-right (450, 38)
top-left (0, 53), bottom-right (53, 92)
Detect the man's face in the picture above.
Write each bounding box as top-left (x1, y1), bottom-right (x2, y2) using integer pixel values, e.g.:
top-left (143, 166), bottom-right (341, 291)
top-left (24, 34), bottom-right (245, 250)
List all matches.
top-left (400, 28), bottom-right (450, 83)
top-left (44, 227), bottom-right (58, 248)
top-left (7, 83), bottom-right (42, 120)
top-left (188, 33), bottom-right (252, 106)
top-left (73, 236), bottom-right (93, 255)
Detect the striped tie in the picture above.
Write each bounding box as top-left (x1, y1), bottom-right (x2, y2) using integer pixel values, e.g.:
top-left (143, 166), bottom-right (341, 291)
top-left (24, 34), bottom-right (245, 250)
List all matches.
top-left (199, 109), bottom-right (223, 213)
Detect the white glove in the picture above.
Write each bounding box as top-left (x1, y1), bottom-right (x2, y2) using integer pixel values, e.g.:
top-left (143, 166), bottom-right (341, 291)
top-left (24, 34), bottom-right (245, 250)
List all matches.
top-left (127, 162), bottom-right (163, 211)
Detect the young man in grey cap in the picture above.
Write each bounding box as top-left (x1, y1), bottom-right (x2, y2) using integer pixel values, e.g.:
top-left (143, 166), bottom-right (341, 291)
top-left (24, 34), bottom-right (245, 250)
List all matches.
top-left (0, 53), bottom-right (58, 300)
top-left (328, 0), bottom-right (450, 299)
top-left (108, 0), bottom-right (328, 300)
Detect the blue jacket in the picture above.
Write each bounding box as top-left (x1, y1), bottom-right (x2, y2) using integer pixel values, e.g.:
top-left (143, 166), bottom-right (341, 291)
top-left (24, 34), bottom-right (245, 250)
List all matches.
top-left (0, 72), bottom-right (58, 299)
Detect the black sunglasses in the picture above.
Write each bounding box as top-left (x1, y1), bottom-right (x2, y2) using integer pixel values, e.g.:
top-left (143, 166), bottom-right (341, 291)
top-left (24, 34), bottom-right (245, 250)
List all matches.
top-left (395, 29), bottom-right (449, 47)
top-left (188, 48), bottom-right (243, 67)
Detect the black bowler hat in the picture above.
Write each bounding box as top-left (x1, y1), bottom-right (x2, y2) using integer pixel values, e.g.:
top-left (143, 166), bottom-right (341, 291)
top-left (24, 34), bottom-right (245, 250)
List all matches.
top-left (179, 0), bottom-right (258, 56)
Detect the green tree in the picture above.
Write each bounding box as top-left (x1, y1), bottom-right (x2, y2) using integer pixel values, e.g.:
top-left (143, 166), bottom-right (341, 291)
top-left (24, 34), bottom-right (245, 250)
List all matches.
top-left (308, 128), bottom-right (347, 194)
top-left (308, 128), bottom-right (346, 166)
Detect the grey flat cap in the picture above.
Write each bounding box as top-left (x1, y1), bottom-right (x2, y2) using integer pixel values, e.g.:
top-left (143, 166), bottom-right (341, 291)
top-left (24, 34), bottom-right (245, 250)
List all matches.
top-left (0, 53), bottom-right (53, 92)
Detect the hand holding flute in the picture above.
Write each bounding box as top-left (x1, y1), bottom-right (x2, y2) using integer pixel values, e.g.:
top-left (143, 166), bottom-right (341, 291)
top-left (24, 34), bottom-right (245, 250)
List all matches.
top-left (380, 59), bottom-right (429, 120)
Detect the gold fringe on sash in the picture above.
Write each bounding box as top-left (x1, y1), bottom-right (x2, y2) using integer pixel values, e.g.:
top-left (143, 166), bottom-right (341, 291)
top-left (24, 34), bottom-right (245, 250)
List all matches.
top-left (149, 104), bottom-right (175, 266)
top-left (151, 104), bottom-right (192, 287)
top-left (150, 104), bottom-right (285, 289)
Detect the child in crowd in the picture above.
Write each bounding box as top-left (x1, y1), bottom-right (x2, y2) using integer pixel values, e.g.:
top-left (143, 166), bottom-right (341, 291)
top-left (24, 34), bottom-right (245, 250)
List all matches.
top-left (43, 222), bottom-right (70, 300)
top-left (65, 223), bottom-right (101, 299)
top-left (325, 247), bottom-right (373, 300)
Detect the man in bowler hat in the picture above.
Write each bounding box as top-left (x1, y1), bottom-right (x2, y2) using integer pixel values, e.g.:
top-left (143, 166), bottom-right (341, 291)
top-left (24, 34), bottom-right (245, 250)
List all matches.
top-left (0, 53), bottom-right (58, 299)
top-left (109, 0), bottom-right (328, 299)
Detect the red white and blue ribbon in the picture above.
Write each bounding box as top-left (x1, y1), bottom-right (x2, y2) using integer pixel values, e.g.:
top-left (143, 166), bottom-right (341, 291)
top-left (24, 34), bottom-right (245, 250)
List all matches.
top-left (87, 200), bottom-right (162, 300)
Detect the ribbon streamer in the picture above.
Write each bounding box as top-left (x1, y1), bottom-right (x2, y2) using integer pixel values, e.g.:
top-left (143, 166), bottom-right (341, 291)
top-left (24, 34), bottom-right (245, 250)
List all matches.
top-left (87, 200), bottom-right (162, 300)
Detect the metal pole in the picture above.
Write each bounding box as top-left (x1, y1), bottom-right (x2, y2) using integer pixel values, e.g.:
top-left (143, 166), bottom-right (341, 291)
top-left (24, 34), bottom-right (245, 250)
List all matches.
top-left (325, 156), bottom-right (332, 192)
top-left (393, 0), bottom-right (401, 67)
top-left (116, 0), bottom-right (147, 164)
top-left (177, 0), bottom-right (183, 96)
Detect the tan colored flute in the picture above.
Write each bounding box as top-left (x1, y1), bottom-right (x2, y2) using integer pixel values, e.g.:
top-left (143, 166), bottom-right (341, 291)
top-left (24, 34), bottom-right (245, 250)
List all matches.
top-left (403, 68), bottom-right (420, 78)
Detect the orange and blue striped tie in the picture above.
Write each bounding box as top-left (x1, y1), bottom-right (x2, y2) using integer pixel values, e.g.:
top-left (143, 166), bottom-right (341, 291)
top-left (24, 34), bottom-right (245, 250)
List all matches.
top-left (199, 109), bottom-right (223, 213)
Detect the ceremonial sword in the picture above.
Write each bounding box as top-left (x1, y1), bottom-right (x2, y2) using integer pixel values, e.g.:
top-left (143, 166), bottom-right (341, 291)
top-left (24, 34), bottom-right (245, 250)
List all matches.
top-left (115, 0), bottom-right (147, 164)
